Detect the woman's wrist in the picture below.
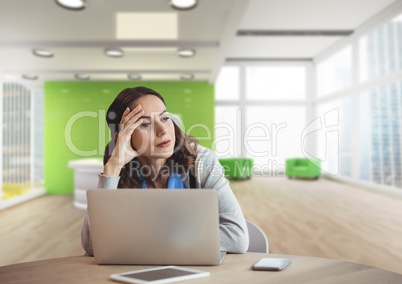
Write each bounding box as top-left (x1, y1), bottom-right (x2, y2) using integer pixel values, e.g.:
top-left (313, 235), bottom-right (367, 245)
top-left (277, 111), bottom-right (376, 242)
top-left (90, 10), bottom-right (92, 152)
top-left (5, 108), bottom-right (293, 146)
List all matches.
top-left (104, 159), bottom-right (122, 176)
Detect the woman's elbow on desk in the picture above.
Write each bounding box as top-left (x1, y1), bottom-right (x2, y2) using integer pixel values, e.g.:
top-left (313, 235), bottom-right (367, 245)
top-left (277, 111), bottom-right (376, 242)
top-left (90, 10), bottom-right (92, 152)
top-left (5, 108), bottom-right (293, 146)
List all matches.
top-left (235, 229), bottom-right (250, 253)
top-left (220, 224), bottom-right (249, 253)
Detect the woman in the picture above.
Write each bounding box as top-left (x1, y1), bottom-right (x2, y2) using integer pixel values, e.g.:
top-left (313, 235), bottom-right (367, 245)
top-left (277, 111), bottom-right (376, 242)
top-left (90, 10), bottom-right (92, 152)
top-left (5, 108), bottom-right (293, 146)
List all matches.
top-left (81, 86), bottom-right (249, 256)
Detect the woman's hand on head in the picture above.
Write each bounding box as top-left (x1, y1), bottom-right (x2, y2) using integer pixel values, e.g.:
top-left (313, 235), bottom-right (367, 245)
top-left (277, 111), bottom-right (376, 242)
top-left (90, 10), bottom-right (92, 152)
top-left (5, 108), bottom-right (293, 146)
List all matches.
top-left (104, 105), bottom-right (144, 176)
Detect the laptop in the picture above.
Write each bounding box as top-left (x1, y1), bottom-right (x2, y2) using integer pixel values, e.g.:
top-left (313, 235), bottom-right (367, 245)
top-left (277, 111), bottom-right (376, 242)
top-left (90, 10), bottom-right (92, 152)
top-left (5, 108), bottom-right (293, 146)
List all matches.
top-left (86, 189), bottom-right (225, 265)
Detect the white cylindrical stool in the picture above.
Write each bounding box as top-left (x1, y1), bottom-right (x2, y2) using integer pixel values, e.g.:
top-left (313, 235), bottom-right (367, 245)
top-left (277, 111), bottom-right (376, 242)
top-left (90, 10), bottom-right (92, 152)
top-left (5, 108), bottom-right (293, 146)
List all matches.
top-left (68, 159), bottom-right (103, 210)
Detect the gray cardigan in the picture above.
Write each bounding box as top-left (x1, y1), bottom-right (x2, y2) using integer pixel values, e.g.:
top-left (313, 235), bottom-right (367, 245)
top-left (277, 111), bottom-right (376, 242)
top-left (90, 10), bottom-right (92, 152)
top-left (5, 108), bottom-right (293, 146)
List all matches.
top-left (81, 145), bottom-right (249, 255)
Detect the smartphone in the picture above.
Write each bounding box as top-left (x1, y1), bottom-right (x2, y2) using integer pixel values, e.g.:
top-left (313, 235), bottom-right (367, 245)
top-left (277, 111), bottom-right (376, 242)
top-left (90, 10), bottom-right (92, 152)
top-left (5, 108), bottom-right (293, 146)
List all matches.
top-left (252, 258), bottom-right (292, 271)
top-left (110, 266), bottom-right (210, 284)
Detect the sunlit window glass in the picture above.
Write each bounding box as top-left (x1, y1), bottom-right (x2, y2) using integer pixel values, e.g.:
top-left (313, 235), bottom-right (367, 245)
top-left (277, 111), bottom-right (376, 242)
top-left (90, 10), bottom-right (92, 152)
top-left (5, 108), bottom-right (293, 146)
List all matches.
top-left (359, 12), bottom-right (402, 83)
top-left (215, 66), bottom-right (240, 101)
top-left (317, 46), bottom-right (352, 97)
top-left (214, 106), bottom-right (240, 157)
top-left (316, 97), bottom-right (352, 177)
top-left (246, 66), bottom-right (306, 100)
top-left (245, 106), bottom-right (306, 175)
top-left (359, 83), bottom-right (402, 189)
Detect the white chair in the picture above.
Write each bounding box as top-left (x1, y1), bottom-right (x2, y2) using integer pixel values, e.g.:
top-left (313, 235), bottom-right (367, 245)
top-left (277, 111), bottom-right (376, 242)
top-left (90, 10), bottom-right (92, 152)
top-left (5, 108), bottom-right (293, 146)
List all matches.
top-left (246, 220), bottom-right (269, 253)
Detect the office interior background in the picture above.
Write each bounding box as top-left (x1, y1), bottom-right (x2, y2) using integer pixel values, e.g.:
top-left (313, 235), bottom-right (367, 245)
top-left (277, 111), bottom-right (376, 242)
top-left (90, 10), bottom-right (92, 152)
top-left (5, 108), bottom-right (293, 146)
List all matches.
top-left (1, 0), bottom-right (402, 274)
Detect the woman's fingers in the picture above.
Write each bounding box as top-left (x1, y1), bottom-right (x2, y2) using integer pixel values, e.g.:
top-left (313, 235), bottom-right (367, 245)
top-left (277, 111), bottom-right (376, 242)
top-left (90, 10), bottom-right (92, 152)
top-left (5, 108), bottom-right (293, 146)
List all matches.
top-left (121, 105), bottom-right (143, 125)
top-left (123, 118), bottom-right (143, 138)
top-left (122, 106), bottom-right (130, 116)
top-left (119, 108), bottom-right (144, 135)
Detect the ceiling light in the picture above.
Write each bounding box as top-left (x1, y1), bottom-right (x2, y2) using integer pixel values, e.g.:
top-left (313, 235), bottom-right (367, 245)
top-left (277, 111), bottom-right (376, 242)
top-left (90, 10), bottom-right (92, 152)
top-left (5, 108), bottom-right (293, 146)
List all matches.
top-left (177, 48), bottom-right (196, 58)
top-left (32, 48), bottom-right (54, 58)
top-left (128, 73), bottom-right (142, 80)
top-left (105, 48), bottom-right (124, 58)
top-left (170, 0), bottom-right (197, 11)
top-left (55, 0), bottom-right (86, 10)
top-left (117, 13), bottom-right (178, 40)
top-left (180, 73), bottom-right (194, 80)
top-left (75, 73), bottom-right (90, 80)
top-left (22, 74), bottom-right (38, 80)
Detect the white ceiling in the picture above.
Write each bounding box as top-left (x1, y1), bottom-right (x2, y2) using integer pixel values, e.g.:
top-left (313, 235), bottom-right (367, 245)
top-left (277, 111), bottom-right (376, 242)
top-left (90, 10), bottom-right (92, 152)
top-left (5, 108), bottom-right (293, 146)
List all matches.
top-left (0, 0), bottom-right (398, 86)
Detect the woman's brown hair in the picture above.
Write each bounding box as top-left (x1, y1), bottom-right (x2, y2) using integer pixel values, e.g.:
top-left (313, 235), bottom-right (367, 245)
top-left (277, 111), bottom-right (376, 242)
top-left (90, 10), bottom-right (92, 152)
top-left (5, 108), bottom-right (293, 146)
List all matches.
top-left (104, 86), bottom-right (198, 188)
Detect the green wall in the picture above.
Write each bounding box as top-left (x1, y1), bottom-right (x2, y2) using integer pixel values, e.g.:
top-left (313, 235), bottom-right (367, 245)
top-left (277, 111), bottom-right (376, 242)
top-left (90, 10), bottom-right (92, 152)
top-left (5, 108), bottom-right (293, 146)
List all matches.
top-left (44, 81), bottom-right (214, 194)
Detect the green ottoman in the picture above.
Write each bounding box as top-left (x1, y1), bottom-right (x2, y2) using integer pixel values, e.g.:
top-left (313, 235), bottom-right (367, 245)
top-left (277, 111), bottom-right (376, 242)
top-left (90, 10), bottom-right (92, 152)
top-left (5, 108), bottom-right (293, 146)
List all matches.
top-left (285, 158), bottom-right (321, 179)
top-left (219, 158), bottom-right (254, 179)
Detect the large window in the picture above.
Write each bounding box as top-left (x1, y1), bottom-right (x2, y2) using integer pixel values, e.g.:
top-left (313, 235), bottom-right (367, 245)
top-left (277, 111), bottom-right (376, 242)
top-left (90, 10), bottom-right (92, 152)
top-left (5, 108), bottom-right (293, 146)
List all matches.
top-left (316, 8), bottom-right (402, 191)
top-left (246, 66), bottom-right (306, 101)
top-left (215, 66), bottom-right (240, 101)
top-left (215, 64), bottom-right (309, 174)
top-left (245, 106), bottom-right (306, 172)
top-left (1, 83), bottom-right (44, 208)
top-left (359, 14), bottom-right (402, 82)
top-left (214, 106), bottom-right (240, 157)
top-left (359, 83), bottom-right (402, 188)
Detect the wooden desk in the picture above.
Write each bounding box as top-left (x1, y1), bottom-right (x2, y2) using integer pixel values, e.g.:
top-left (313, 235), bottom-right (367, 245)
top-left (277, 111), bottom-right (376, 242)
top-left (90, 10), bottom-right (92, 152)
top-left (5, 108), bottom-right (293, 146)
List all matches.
top-left (1, 253), bottom-right (401, 284)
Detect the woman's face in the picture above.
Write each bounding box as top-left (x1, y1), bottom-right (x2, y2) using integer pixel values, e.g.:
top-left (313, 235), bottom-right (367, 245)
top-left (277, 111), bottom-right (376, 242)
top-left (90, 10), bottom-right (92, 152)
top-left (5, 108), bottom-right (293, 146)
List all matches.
top-left (129, 95), bottom-right (175, 161)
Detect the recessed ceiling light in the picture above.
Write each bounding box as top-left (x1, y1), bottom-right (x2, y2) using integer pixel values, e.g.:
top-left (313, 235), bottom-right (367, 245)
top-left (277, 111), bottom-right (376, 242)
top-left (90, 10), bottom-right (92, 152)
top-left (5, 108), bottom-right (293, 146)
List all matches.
top-left (55, 0), bottom-right (86, 10)
top-left (32, 48), bottom-right (54, 58)
top-left (105, 48), bottom-right (124, 58)
top-left (75, 73), bottom-right (90, 80)
top-left (180, 73), bottom-right (194, 80)
top-left (22, 74), bottom-right (38, 80)
top-left (170, 0), bottom-right (197, 10)
top-left (128, 73), bottom-right (142, 80)
top-left (177, 48), bottom-right (196, 58)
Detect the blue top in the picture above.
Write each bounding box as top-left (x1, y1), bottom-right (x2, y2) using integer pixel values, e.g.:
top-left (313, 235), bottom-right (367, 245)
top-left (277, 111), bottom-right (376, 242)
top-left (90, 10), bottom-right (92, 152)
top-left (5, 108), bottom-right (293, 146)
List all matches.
top-left (140, 173), bottom-right (184, 189)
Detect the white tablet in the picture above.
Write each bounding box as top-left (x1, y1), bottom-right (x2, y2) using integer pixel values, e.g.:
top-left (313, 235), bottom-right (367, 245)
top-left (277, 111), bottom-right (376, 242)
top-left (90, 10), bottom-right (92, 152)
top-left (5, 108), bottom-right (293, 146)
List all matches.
top-left (110, 266), bottom-right (210, 284)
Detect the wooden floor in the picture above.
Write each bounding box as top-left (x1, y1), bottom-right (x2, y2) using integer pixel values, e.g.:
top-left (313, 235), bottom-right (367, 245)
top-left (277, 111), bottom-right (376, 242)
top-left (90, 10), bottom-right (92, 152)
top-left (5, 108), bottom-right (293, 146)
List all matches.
top-left (1, 177), bottom-right (402, 275)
